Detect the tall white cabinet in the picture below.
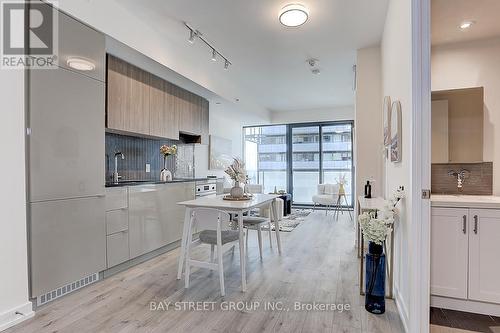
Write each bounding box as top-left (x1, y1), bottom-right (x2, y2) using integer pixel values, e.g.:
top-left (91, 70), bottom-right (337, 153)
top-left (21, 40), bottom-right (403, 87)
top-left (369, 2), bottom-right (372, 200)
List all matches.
top-left (431, 204), bottom-right (500, 314)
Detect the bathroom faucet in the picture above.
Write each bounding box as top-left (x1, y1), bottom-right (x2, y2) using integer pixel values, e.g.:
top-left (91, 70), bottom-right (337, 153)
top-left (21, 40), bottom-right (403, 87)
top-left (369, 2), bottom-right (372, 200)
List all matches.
top-left (113, 151), bottom-right (125, 183)
top-left (448, 169), bottom-right (470, 191)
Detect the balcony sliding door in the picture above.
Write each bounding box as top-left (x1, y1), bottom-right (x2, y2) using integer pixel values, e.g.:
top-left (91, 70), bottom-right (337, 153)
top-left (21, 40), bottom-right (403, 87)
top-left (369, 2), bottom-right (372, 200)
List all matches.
top-left (291, 125), bottom-right (320, 205)
top-left (321, 124), bottom-right (353, 206)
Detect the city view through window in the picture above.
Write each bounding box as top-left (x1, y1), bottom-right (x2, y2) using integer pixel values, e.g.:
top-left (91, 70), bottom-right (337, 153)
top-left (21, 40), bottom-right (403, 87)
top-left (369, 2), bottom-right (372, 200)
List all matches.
top-left (244, 122), bottom-right (353, 206)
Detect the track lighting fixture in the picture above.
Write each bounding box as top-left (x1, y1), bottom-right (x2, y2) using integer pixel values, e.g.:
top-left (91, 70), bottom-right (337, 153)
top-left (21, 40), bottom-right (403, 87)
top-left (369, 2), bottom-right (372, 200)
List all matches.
top-left (184, 22), bottom-right (232, 71)
top-left (188, 29), bottom-right (197, 44)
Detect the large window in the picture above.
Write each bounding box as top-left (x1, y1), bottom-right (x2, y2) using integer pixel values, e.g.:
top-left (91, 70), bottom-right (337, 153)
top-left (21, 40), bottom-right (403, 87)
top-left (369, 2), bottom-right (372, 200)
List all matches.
top-left (243, 121), bottom-right (354, 207)
top-left (244, 125), bottom-right (287, 194)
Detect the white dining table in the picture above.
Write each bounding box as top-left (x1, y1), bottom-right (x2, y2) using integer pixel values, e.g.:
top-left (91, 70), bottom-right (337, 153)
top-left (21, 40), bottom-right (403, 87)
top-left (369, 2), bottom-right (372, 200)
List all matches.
top-left (176, 193), bottom-right (281, 292)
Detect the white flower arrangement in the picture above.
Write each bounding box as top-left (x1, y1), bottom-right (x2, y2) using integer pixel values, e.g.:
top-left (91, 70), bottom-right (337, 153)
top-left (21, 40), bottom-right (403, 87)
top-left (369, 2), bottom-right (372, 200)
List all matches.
top-left (358, 188), bottom-right (405, 245)
top-left (336, 174), bottom-right (348, 186)
top-left (359, 211), bottom-right (393, 245)
top-left (224, 158), bottom-right (247, 183)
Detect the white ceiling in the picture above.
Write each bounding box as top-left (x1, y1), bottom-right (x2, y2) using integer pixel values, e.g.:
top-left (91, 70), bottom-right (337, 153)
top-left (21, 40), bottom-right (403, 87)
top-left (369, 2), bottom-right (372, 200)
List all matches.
top-left (114, 0), bottom-right (389, 112)
top-left (432, 0), bottom-right (500, 45)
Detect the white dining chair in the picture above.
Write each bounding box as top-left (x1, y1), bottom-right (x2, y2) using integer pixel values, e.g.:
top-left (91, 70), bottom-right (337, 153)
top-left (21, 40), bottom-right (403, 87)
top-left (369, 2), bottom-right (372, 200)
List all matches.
top-left (242, 184), bottom-right (275, 256)
top-left (184, 208), bottom-right (241, 296)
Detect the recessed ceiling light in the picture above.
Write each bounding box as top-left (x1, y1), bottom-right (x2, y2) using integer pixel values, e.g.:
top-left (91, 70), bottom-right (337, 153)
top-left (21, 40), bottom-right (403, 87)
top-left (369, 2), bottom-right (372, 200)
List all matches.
top-left (459, 20), bottom-right (475, 30)
top-left (67, 57), bottom-right (95, 71)
top-left (279, 4), bottom-right (309, 27)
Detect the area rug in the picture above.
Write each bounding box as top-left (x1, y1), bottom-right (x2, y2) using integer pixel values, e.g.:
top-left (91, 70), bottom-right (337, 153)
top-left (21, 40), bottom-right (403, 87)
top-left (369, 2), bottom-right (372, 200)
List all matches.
top-left (261, 209), bottom-right (311, 232)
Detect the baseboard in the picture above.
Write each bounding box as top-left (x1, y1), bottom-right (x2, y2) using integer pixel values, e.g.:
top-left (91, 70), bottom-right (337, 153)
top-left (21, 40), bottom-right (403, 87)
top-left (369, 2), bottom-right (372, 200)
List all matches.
top-left (431, 295), bottom-right (500, 317)
top-left (394, 288), bottom-right (410, 333)
top-left (0, 302), bottom-right (34, 332)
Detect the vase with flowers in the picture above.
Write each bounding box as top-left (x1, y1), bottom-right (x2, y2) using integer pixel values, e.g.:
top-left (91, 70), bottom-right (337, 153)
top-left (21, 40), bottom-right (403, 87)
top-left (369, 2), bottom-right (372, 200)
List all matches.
top-left (159, 144), bottom-right (177, 182)
top-left (224, 158), bottom-right (247, 198)
top-left (358, 188), bottom-right (404, 314)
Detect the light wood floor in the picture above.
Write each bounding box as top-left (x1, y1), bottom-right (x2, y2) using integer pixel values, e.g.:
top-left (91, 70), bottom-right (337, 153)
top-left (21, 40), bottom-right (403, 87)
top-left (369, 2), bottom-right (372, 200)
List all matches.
top-left (7, 211), bottom-right (405, 333)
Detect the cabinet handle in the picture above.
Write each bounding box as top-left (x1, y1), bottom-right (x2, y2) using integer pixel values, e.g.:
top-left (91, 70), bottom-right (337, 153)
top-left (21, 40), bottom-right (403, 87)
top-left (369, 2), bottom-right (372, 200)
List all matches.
top-left (473, 215), bottom-right (478, 234)
top-left (462, 215), bottom-right (467, 234)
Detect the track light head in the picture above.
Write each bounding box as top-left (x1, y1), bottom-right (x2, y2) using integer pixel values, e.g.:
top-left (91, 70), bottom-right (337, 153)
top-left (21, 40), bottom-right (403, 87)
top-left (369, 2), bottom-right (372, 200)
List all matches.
top-left (188, 29), bottom-right (196, 44)
top-left (224, 60), bottom-right (230, 70)
top-left (211, 49), bottom-right (217, 62)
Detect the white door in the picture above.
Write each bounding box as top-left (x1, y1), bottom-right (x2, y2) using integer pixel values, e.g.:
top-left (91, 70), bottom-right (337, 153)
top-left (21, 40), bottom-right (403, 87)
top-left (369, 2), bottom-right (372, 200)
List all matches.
top-left (469, 209), bottom-right (500, 303)
top-left (430, 207), bottom-right (469, 299)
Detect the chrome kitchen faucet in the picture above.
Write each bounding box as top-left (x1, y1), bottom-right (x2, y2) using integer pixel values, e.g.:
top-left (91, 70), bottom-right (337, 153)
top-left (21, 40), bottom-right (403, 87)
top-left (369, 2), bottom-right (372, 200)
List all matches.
top-left (113, 151), bottom-right (125, 183)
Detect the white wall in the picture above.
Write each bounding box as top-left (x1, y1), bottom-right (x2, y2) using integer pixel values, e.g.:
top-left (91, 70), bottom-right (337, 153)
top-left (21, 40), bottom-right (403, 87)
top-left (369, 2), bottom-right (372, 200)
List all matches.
top-left (270, 106), bottom-right (354, 124)
top-left (432, 37), bottom-right (500, 194)
top-left (355, 46), bottom-right (383, 199)
top-left (381, 0), bottom-right (413, 329)
top-left (0, 72), bottom-right (34, 330)
top-left (51, 0), bottom-right (269, 122)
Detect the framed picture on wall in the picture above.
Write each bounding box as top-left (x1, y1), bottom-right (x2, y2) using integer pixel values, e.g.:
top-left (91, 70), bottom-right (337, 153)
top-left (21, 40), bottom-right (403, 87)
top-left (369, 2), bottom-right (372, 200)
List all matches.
top-left (209, 135), bottom-right (233, 170)
top-left (390, 100), bottom-right (402, 163)
top-left (383, 96), bottom-right (392, 147)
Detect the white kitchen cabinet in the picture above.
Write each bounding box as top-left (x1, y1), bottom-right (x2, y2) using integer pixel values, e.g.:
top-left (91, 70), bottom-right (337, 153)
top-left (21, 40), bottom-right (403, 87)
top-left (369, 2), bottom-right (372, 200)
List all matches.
top-left (106, 231), bottom-right (130, 268)
top-left (128, 182), bottom-right (195, 259)
top-left (431, 207), bottom-right (469, 299)
top-left (468, 209), bottom-right (500, 304)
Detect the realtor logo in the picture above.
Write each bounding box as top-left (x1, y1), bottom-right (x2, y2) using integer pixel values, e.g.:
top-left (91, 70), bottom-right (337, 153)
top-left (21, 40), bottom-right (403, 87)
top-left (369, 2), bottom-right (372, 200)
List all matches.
top-left (1, 0), bottom-right (58, 69)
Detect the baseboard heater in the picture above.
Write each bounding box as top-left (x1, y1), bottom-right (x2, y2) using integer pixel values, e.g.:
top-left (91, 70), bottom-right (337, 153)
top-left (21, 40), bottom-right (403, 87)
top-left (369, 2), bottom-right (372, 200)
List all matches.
top-left (36, 273), bottom-right (100, 307)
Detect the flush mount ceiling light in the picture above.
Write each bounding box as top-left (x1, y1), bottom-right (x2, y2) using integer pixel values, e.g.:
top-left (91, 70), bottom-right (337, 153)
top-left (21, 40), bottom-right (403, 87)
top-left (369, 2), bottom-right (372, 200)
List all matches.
top-left (279, 4), bottom-right (309, 27)
top-left (459, 20), bottom-right (475, 30)
top-left (66, 57), bottom-right (95, 71)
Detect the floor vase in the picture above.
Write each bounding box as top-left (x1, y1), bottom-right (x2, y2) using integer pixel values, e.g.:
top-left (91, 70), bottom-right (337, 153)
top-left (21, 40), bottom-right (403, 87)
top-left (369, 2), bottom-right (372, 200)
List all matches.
top-left (365, 242), bottom-right (385, 314)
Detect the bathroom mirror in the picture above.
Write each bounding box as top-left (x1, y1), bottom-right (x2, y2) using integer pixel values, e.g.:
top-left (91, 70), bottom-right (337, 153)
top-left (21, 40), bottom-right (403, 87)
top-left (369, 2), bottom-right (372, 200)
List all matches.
top-left (431, 87), bottom-right (484, 163)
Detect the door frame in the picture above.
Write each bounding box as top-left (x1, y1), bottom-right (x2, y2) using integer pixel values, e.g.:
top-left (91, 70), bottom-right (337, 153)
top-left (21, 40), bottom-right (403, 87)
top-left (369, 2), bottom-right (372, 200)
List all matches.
top-left (410, 0), bottom-right (431, 332)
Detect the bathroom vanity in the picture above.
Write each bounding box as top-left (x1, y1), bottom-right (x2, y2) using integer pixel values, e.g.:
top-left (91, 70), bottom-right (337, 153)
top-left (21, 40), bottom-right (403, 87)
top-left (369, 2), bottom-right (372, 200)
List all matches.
top-left (431, 195), bottom-right (500, 315)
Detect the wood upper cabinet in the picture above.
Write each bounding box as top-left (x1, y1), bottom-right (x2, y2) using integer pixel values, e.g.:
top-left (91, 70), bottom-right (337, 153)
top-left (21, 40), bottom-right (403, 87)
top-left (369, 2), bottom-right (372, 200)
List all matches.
top-left (107, 54), bottom-right (207, 140)
top-left (107, 55), bottom-right (150, 135)
top-left (149, 76), bottom-right (179, 140)
top-left (200, 98), bottom-right (209, 144)
top-left (178, 87), bottom-right (202, 135)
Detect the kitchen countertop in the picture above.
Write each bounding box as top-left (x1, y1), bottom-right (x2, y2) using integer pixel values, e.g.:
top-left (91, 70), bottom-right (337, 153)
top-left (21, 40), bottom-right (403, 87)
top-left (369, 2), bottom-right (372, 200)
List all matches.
top-left (105, 177), bottom-right (220, 187)
top-left (431, 194), bottom-right (500, 209)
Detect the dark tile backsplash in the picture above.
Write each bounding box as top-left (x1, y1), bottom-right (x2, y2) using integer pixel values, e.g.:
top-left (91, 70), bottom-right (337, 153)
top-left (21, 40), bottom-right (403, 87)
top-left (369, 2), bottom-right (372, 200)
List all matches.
top-left (431, 162), bottom-right (493, 195)
top-left (105, 132), bottom-right (179, 181)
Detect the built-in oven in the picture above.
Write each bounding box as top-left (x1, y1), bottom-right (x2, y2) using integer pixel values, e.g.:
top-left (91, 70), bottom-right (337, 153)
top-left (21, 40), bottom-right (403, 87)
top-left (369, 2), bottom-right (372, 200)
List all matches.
top-left (195, 181), bottom-right (217, 197)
